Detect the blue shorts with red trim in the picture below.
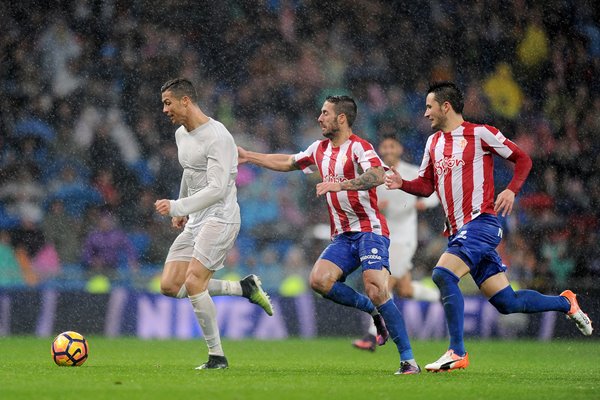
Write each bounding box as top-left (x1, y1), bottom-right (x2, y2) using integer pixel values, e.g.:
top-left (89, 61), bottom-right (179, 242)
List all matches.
top-left (445, 213), bottom-right (506, 287)
top-left (319, 232), bottom-right (390, 282)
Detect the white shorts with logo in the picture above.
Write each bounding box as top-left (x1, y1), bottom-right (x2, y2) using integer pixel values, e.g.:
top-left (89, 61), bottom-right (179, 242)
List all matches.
top-left (388, 241), bottom-right (417, 277)
top-left (165, 220), bottom-right (240, 271)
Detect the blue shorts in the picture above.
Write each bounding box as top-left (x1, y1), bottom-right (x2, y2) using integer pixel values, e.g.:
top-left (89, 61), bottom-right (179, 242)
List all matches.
top-left (319, 232), bottom-right (390, 282)
top-left (445, 214), bottom-right (507, 287)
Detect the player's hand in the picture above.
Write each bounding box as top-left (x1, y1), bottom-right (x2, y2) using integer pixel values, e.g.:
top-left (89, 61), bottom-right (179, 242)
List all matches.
top-left (494, 189), bottom-right (516, 217)
top-left (316, 182), bottom-right (342, 196)
top-left (237, 146), bottom-right (249, 164)
top-left (154, 199), bottom-right (171, 216)
top-left (172, 216), bottom-right (188, 229)
top-left (384, 166), bottom-right (403, 190)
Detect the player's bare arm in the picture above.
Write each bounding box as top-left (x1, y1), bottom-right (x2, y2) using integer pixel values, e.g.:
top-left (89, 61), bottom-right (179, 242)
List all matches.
top-left (238, 146), bottom-right (299, 172)
top-left (316, 166), bottom-right (384, 196)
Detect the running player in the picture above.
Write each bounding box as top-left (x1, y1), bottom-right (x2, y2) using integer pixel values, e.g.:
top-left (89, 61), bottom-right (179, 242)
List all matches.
top-left (353, 133), bottom-right (440, 352)
top-left (155, 78), bottom-right (273, 370)
top-left (385, 81), bottom-right (593, 372)
top-left (238, 95), bottom-right (420, 375)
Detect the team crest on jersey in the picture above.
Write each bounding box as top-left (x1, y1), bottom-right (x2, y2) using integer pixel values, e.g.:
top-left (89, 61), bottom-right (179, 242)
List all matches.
top-left (434, 156), bottom-right (465, 176)
top-left (459, 138), bottom-right (468, 149)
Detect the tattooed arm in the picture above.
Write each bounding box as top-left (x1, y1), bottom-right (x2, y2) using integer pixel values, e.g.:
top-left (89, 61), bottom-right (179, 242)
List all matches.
top-left (316, 166), bottom-right (385, 196)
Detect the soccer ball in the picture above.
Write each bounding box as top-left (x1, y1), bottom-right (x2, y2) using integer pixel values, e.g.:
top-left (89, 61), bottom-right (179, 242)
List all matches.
top-left (51, 331), bottom-right (89, 366)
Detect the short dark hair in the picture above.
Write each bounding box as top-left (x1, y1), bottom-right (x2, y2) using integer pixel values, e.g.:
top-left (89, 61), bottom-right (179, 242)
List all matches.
top-left (427, 81), bottom-right (464, 114)
top-left (380, 132), bottom-right (400, 143)
top-left (325, 95), bottom-right (357, 127)
top-left (161, 78), bottom-right (197, 103)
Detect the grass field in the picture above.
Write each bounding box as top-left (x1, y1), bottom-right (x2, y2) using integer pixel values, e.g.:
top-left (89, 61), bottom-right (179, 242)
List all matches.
top-left (0, 337), bottom-right (598, 400)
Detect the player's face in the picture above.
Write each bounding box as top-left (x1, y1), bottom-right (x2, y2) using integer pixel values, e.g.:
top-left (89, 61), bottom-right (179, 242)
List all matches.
top-left (424, 92), bottom-right (447, 131)
top-left (162, 90), bottom-right (186, 125)
top-left (317, 101), bottom-right (341, 139)
top-left (378, 138), bottom-right (403, 166)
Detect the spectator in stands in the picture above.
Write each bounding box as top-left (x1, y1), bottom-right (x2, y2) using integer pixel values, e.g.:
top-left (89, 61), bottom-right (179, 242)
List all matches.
top-left (0, 230), bottom-right (25, 287)
top-left (81, 211), bottom-right (138, 280)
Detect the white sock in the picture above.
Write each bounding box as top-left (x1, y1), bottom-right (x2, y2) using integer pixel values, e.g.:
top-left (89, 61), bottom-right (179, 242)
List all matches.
top-left (189, 291), bottom-right (224, 356)
top-left (176, 285), bottom-right (188, 299)
top-left (411, 281), bottom-right (440, 302)
top-left (208, 279), bottom-right (243, 296)
top-left (177, 280), bottom-right (243, 298)
top-left (367, 319), bottom-right (377, 337)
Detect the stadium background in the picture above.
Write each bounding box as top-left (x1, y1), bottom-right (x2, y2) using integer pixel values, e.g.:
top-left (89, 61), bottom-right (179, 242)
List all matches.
top-left (1, 1), bottom-right (599, 339)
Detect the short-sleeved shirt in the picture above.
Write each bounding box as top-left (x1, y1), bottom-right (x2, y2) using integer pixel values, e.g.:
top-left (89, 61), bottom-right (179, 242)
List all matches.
top-left (416, 122), bottom-right (519, 235)
top-left (294, 134), bottom-right (389, 238)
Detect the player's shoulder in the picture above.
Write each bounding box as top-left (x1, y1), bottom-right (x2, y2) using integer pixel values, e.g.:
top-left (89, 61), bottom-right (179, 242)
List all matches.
top-left (464, 121), bottom-right (500, 135)
top-left (206, 118), bottom-right (235, 141)
top-left (349, 133), bottom-right (375, 148)
top-left (174, 125), bottom-right (187, 140)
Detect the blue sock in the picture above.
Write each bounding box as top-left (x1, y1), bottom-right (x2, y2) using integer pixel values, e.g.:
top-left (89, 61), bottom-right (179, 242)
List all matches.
top-left (324, 282), bottom-right (376, 314)
top-left (489, 286), bottom-right (570, 314)
top-left (432, 267), bottom-right (465, 356)
top-left (377, 299), bottom-right (414, 361)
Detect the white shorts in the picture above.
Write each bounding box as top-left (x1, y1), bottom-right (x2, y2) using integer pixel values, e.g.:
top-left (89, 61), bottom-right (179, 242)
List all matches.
top-left (165, 220), bottom-right (240, 271)
top-left (388, 241), bottom-right (417, 278)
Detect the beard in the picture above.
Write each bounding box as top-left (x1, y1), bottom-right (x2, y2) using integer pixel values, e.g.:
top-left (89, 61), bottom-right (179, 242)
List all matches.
top-left (321, 120), bottom-right (340, 139)
top-left (431, 114), bottom-right (447, 131)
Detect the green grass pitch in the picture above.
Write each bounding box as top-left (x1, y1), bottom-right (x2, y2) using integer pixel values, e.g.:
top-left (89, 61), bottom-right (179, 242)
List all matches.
top-left (0, 337), bottom-right (598, 400)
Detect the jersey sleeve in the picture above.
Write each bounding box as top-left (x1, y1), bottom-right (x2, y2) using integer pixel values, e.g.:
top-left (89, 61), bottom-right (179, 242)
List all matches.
top-left (480, 125), bottom-right (532, 194)
top-left (293, 140), bottom-right (320, 174)
top-left (169, 133), bottom-right (235, 217)
top-left (355, 140), bottom-right (384, 171)
top-left (479, 125), bottom-right (514, 159)
top-left (400, 135), bottom-right (436, 197)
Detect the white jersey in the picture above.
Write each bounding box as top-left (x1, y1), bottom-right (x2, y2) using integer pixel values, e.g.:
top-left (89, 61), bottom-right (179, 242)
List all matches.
top-left (378, 160), bottom-right (438, 244)
top-left (168, 118), bottom-right (241, 231)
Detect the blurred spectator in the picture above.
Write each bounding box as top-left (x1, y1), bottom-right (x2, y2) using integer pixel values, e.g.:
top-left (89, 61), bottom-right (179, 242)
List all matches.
top-left (42, 199), bottom-right (81, 265)
top-left (0, 166), bottom-right (45, 223)
top-left (81, 212), bottom-right (138, 279)
top-left (11, 219), bottom-right (60, 285)
top-left (483, 63), bottom-right (524, 120)
top-left (0, 230), bottom-right (25, 287)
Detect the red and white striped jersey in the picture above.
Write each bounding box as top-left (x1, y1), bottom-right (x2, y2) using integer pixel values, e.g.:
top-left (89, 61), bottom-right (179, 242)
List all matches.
top-left (294, 134), bottom-right (389, 238)
top-left (416, 122), bottom-right (521, 235)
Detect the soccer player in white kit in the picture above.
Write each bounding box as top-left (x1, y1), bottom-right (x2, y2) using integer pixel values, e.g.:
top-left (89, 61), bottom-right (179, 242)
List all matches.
top-left (155, 78), bottom-right (273, 369)
top-left (353, 133), bottom-right (440, 351)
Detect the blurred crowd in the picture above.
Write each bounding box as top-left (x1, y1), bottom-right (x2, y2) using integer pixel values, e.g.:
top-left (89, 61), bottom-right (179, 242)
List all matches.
top-left (1, 0), bottom-right (599, 294)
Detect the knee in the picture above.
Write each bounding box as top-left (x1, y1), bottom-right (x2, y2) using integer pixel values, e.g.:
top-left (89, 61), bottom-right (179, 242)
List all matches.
top-left (489, 287), bottom-right (517, 315)
top-left (309, 270), bottom-right (335, 295)
top-left (396, 283), bottom-right (412, 298)
top-left (432, 267), bottom-right (457, 288)
top-left (365, 282), bottom-right (390, 306)
top-left (160, 283), bottom-right (179, 297)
